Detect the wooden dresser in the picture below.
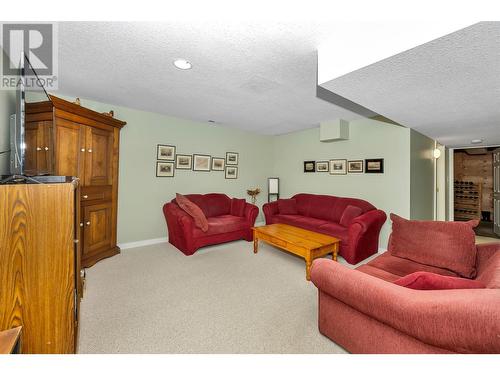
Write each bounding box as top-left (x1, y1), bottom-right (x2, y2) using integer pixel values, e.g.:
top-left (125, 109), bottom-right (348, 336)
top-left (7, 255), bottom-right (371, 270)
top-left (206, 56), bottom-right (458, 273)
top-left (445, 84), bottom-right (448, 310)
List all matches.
top-left (25, 96), bottom-right (126, 267)
top-left (0, 183), bottom-right (78, 353)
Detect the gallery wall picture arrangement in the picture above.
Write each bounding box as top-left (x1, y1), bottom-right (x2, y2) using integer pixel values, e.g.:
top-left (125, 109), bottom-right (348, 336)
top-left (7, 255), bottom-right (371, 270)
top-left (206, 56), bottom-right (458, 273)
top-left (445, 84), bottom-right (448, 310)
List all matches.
top-left (316, 161), bottom-right (329, 172)
top-left (193, 154), bottom-right (212, 172)
top-left (225, 166), bottom-right (238, 179)
top-left (226, 152), bottom-right (239, 165)
top-left (212, 157), bottom-right (225, 171)
top-left (348, 160), bottom-right (364, 173)
top-left (304, 161), bottom-right (315, 173)
top-left (157, 161), bottom-right (175, 177)
top-left (365, 158), bottom-right (384, 173)
top-left (329, 159), bottom-right (347, 175)
top-left (157, 144), bottom-right (176, 161)
top-left (175, 154), bottom-right (193, 170)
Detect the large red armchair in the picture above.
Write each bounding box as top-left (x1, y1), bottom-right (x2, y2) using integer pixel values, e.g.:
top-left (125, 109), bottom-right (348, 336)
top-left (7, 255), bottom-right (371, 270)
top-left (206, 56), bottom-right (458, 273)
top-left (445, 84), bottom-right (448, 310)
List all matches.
top-left (163, 193), bottom-right (259, 255)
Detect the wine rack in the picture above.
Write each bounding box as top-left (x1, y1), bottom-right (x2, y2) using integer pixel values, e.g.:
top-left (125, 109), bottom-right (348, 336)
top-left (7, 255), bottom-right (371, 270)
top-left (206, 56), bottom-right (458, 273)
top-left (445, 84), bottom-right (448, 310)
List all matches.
top-left (454, 180), bottom-right (482, 221)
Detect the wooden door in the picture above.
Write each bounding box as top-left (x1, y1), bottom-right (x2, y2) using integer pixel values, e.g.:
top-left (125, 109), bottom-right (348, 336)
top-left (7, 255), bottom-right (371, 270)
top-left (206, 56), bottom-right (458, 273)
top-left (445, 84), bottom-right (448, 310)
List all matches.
top-left (84, 127), bottom-right (114, 186)
top-left (0, 183), bottom-right (76, 353)
top-left (55, 118), bottom-right (85, 178)
top-left (37, 121), bottom-right (54, 174)
top-left (82, 202), bottom-right (113, 260)
top-left (23, 122), bottom-right (39, 175)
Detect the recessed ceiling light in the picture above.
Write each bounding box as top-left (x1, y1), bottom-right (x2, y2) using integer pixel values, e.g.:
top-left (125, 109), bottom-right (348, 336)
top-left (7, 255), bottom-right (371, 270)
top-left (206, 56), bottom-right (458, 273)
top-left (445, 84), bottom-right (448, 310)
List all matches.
top-left (173, 59), bottom-right (192, 70)
top-left (471, 139), bottom-right (483, 144)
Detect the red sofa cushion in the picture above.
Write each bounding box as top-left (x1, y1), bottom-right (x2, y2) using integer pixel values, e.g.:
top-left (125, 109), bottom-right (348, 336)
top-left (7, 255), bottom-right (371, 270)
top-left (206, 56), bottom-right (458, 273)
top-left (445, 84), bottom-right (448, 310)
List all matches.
top-left (388, 214), bottom-right (478, 278)
top-left (277, 199), bottom-right (298, 215)
top-left (230, 198), bottom-right (246, 217)
top-left (340, 205), bottom-right (363, 227)
top-left (273, 214), bottom-right (329, 231)
top-left (176, 193), bottom-right (209, 232)
top-left (394, 271), bottom-right (486, 290)
top-left (317, 222), bottom-right (349, 243)
top-left (193, 215), bottom-right (248, 237)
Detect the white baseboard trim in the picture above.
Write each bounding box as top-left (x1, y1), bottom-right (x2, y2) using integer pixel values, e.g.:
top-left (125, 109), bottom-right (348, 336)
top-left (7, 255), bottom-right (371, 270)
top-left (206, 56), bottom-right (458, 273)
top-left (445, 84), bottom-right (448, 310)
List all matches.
top-left (118, 237), bottom-right (168, 250)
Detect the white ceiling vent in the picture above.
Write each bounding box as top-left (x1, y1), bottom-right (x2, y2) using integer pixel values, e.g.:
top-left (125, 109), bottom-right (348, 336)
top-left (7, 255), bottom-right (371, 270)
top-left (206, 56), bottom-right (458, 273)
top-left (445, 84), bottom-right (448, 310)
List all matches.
top-left (320, 119), bottom-right (349, 142)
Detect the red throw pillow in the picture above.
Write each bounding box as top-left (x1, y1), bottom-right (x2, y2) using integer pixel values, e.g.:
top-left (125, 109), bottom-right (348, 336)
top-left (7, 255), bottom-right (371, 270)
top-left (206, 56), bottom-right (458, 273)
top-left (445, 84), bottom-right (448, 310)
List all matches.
top-left (388, 214), bottom-right (478, 278)
top-left (175, 193), bottom-right (209, 232)
top-left (277, 199), bottom-right (298, 215)
top-left (394, 271), bottom-right (486, 290)
top-left (231, 198), bottom-right (246, 217)
top-left (340, 205), bottom-right (363, 227)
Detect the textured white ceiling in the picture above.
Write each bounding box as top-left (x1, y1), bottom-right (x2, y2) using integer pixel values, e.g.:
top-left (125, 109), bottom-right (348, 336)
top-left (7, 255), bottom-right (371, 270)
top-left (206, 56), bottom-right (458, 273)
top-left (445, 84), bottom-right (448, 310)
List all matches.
top-left (56, 21), bottom-right (363, 135)
top-left (321, 22), bottom-right (500, 148)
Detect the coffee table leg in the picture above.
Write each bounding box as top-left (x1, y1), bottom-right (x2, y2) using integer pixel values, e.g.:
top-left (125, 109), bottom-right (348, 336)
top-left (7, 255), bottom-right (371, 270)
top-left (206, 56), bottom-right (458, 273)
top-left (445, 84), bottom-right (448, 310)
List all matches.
top-left (332, 243), bottom-right (338, 262)
top-left (253, 237), bottom-right (259, 254)
top-left (305, 258), bottom-right (312, 281)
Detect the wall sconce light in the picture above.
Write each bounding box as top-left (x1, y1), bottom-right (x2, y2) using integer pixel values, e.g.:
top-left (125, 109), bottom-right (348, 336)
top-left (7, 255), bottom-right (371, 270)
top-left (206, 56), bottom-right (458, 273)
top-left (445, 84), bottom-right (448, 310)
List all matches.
top-left (268, 177), bottom-right (280, 202)
top-left (433, 148), bottom-right (441, 159)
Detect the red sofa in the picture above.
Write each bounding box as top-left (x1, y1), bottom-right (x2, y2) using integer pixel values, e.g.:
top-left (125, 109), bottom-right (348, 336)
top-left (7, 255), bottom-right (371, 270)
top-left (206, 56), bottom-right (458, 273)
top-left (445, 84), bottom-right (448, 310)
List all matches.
top-left (311, 216), bottom-right (500, 354)
top-left (163, 193), bottom-right (259, 255)
top-left (263, 193), bottom-right (386, 264)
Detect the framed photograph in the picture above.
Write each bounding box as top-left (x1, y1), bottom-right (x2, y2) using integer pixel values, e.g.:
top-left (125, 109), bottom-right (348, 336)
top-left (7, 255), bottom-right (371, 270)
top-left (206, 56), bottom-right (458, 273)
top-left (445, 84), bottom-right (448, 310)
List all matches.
top-left (329, 159), bottom-right (347, 175)
top-left (156, 161), bottom-right (174, 177)
top-left (193, 154), bottom-right (211, 171)
top-left (212, 157), bottom-right (225, 171)
top-left (304, 161), bottom-right (315, 173)
top-left (175, 154), bottom-right (192, 170)
top-left (226, 152), bottom-right (239, 165)
top-left (225, 166), bottom-right (238, 179)
top-left (348, 160), bottom-right (364, 173)
top-left (365, 158), bottom-right (384, 173)
top-left (316, 161), bottom-right (329, 172)
top-left (157, 144), bottom-right (176, 160)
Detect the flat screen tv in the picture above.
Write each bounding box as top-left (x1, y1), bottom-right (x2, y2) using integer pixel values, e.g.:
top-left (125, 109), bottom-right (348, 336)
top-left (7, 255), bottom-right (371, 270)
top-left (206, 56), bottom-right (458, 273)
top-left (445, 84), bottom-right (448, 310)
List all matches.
top-left (9, 54), bottom-right (52, 176)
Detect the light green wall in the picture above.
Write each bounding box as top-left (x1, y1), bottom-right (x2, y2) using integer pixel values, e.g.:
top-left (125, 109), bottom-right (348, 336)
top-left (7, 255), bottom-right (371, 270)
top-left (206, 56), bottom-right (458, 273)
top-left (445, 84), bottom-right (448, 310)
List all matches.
top-left (54, 95), bottom-right (274, 244)
top-left (0, 89), bottom-right (15, 175)
top-left (410, 129), bottom-right (435, 220)
top-left (272, 119), bottom-right (412, 247)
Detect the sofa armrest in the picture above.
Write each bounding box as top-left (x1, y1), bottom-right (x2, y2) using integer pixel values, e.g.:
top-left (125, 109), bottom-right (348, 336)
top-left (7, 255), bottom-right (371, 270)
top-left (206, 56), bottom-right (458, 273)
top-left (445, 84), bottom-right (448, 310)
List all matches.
top-left (349, 209), bottom-right (386, 233)
top-left (311, 258), bottom-right (500, 353)
top-left (163, 203), bottom-right (195, 233)
top-left (244, 203), bottom-right (259, 226)
top-left (262, 201), bottom-right (279, 223)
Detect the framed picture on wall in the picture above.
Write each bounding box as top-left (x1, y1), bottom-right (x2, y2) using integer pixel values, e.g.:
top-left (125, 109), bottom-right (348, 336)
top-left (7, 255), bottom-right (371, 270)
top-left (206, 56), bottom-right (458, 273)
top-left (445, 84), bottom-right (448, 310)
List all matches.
top-left (157, 144), bottom-right (176, 160)
top-left (226, 152), bottom-right (239, 165)
top-left (348, 160), bottom-right (364, 173)
top-left (365, 158), bottom-right (384, 173)
top-left (304, 161), bottom-right (315, 173)
top-left (212, 157), bottom-right (225, 171)
top-left (193, 154), bottom-right (211, 171)
top-left (316, 161), bottom-right (329, 172)
top-left (329, 159), bottom-right (347, 175)
top-left (156, 161), bottom-right (175, 177)
top-left (175, 154), bottom-right (192, 170)
top-left (225, 166), bottom-right (238, 179)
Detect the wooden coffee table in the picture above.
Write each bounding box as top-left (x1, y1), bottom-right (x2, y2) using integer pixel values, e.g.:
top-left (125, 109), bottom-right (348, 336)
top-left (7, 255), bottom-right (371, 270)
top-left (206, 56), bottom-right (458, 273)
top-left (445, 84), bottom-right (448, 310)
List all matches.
top-left (252, 223), bottom-right (340, 280)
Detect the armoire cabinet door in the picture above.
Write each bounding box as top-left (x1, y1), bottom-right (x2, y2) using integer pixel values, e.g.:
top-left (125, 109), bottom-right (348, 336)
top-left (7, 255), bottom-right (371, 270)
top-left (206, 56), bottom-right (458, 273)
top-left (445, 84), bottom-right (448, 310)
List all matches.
top-left (82, 202), bottom-right (113, 259)
top-left (84, 127), bottom-right (114, 186)
top-left (24, 122), bottom-right (39, 175)
top-left (55, 119), bottom-right (85, 178)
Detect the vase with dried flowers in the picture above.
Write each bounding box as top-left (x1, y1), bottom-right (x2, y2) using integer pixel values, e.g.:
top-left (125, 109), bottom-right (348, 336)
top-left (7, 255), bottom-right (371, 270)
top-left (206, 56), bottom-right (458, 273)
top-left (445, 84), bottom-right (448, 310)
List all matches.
top-left (246, 188), bottom-right (261, 205)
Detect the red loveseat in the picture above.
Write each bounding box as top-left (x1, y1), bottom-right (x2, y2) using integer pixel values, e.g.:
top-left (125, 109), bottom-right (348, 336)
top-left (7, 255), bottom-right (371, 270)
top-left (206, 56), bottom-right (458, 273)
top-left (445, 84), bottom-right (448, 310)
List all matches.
top-left (311, 215), bottom-right (500, 354)
top-left (263, 193), bottom-right (386, 264)
top-left (163, 193), bottom-right (259, 255)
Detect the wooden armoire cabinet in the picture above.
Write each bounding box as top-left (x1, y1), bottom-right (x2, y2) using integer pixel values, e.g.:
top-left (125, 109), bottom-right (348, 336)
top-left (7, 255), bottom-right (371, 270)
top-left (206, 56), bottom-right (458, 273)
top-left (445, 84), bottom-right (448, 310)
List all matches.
top-left (25, 95), bottom-right (126, 267)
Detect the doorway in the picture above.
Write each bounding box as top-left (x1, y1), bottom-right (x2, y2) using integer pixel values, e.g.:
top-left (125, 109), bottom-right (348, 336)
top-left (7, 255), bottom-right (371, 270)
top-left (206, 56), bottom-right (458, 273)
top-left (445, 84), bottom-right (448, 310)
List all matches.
top-left (453, 147), bottom-right (500, 238)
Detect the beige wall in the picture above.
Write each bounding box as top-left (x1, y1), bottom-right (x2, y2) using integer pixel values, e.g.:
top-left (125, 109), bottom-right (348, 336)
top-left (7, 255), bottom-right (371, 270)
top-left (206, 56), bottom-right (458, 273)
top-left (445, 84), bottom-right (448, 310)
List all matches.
top-left (410, 129), bottom-right (435, 220)
top-left (0, 90), bottom-right (15, 175)
top-left (272, 119), bottom-right (412, 247)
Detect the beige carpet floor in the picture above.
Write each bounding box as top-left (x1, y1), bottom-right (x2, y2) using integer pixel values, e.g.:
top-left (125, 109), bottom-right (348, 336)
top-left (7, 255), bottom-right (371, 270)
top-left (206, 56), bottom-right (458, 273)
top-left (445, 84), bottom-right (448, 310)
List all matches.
top-left (77, 240), bottom-right (348, 354)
